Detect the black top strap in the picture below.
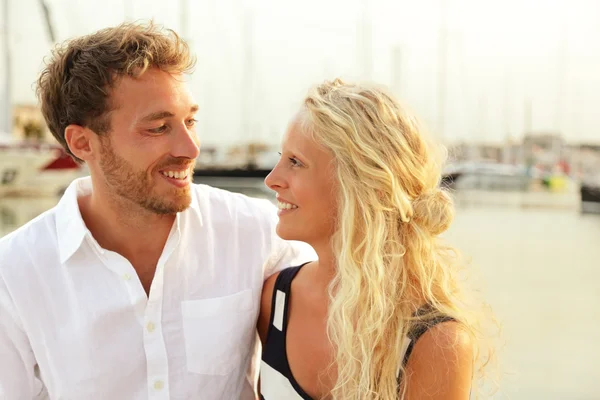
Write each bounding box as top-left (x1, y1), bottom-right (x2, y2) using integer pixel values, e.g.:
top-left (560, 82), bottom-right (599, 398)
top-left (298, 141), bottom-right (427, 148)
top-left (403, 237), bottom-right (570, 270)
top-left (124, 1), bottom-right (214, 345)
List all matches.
top-left (262, 264), bottom-right (315, 400)
top-left (265, 263), bottom-right (309, 344)
top-left (272, 265), bottom-right (304, 296)
top-left (402, 314), bottom-right (456, 366)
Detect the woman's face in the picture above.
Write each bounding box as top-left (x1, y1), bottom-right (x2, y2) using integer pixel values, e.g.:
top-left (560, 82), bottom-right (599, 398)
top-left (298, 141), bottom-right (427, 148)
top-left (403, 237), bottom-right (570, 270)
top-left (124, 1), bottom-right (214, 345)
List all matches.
top-left (265, 117), bottom-right (338, 249)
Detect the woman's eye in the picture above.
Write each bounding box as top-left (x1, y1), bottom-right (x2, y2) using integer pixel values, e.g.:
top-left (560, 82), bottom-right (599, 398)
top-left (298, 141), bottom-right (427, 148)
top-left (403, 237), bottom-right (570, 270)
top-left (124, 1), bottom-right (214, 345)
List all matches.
top-left (288, 157), bottom-right (302, 167)
top-left (277, 152), bottom-right (303, 167)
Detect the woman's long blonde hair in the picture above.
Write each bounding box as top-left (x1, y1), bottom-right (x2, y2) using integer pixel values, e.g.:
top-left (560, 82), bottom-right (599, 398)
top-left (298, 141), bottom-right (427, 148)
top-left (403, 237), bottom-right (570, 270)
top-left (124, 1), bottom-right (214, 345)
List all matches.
top-left (299, 79), bottom-right (494, 399)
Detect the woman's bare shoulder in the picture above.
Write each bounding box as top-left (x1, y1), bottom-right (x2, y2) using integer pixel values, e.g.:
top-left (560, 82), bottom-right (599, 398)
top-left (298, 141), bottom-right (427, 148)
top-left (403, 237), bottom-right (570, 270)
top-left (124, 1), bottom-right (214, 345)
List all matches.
top-left (404, 321), bottom-right (474, 399)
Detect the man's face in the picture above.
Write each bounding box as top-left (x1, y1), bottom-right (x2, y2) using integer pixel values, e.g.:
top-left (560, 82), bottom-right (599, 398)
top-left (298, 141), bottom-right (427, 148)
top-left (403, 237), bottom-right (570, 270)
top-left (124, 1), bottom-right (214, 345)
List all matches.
top-left (95, 69), bottom-right (200, 214)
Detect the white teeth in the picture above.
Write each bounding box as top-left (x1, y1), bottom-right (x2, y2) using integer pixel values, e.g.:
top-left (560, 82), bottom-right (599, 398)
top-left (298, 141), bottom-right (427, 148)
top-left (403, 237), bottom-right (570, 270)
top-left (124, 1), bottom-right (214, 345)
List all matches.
top-left (277, 201), bottom-right (298, 210)
top-left (162, 170), bottom-right (188, 180)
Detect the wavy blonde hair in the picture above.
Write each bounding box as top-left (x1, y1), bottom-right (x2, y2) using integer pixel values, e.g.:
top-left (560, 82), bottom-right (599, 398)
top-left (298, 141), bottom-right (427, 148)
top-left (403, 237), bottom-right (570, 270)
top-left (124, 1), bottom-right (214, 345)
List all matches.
top-left (298, 79), bottom-right (494, 399)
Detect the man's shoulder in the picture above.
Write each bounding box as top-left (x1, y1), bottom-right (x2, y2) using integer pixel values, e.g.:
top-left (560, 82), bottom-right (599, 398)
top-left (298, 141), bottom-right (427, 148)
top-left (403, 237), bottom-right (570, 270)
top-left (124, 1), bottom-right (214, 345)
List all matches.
top-left (0, 207), bottom-right (58, 275)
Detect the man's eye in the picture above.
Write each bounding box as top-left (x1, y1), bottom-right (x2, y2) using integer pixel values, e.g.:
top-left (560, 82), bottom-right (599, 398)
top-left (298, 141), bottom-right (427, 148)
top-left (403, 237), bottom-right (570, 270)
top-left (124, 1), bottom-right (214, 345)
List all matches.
top-left (149, 125), bottom-right (168, 134)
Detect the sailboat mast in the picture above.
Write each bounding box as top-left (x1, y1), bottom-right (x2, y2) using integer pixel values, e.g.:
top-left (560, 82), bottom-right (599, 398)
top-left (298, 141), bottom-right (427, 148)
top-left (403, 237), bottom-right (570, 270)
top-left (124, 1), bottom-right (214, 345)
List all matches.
top-left (180, 0), bottom-right (189, 41)
top-left (437, 0), bottom-right (447, 142)
top-left (242, 4), bottom-right (253, 137)
top-left (357, 0), bottom-right (372, 80)
top-left (1, 0), bottom-right (11, 134)
top-left (123, 0), bottom-right (133, 21)
top-left (391, 45), bottom-right (402, 96)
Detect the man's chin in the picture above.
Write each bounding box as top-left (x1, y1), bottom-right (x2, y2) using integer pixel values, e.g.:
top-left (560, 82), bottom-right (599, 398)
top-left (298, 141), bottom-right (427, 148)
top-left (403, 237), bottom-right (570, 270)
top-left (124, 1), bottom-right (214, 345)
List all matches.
top-left (171, 198), bottom-right (192, 213)
top-left (142, 193), bottom-right (192, 215)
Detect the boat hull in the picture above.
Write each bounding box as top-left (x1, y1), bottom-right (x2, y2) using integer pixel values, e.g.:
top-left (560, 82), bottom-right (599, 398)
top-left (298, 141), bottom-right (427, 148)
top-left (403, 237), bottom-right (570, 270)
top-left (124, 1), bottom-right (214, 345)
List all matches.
top-left (581, 183), bottom-right (600, 213)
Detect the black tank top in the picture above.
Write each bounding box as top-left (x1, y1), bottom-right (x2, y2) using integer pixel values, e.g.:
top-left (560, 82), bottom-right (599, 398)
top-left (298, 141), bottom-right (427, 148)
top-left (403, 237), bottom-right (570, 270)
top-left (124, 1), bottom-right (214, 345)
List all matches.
top-left (259, 265), bottom-right (455, 399)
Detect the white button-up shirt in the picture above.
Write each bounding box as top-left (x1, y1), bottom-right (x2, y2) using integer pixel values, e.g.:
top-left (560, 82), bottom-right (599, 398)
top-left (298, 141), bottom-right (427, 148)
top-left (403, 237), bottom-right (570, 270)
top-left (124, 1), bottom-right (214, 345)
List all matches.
top-left (0, 177), bottom-right (315, 400)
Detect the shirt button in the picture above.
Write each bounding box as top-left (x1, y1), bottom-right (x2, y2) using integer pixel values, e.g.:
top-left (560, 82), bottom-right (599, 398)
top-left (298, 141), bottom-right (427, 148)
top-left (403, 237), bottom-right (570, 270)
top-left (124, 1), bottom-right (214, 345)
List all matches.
top-left (154, 380), bottom-right (164, 390)
top-left (122, 273), bottom-right (131, 281)
top-left (146, 322), bottom-right (155, 333)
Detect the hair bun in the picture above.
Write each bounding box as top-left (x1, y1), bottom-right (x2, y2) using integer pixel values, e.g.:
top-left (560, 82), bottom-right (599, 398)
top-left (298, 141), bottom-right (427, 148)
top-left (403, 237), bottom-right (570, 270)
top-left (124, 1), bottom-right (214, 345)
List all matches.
top-left (411, 188), bottom-right (454, 235)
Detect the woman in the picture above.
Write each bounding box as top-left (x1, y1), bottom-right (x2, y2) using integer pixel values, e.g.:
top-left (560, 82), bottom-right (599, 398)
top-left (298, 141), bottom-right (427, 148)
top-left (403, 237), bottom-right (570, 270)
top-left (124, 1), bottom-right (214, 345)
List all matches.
top-left (258, 79), bottom-right (489, 399)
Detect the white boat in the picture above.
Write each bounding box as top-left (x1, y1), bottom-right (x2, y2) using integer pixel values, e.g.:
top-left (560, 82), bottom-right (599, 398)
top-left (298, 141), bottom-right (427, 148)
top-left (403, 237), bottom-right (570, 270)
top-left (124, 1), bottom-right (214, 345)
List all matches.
top-left (442, 161), bottom-right (531, 191)
top-left (0, 137), bottom-right (85, 197)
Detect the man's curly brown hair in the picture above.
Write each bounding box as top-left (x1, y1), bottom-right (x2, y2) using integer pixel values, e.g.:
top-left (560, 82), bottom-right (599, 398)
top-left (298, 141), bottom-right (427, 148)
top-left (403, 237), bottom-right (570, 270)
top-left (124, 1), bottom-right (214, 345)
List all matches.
top-left (36, 21), bottom-right (196, 162)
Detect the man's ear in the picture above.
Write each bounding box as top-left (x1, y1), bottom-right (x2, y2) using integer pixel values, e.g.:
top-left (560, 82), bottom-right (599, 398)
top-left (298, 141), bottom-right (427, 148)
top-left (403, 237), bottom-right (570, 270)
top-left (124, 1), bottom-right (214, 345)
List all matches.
top-left (64, 124), bottom-right (97, 162)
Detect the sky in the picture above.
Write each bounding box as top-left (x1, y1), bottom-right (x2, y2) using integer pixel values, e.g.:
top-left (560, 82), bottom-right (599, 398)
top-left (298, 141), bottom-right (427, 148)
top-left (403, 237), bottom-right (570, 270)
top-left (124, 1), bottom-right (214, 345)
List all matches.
top-left (1, 0), bottom-right (599, 146)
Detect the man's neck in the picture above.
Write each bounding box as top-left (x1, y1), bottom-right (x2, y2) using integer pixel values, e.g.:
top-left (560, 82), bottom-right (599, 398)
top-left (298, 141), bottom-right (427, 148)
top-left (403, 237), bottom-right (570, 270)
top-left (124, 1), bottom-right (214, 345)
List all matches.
top-left (78, 190), bottom-right (176, 266)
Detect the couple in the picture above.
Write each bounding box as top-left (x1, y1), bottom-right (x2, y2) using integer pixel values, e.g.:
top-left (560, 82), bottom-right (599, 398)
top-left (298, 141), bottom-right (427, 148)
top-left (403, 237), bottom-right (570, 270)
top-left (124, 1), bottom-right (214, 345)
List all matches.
top-left (0, 22), bottom-right (479, 399)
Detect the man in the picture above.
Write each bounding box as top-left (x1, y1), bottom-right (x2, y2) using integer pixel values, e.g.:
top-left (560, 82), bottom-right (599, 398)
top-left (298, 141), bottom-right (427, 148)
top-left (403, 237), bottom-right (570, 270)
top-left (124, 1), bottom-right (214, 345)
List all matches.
top-left (0, 22), bottom-right (314, 399)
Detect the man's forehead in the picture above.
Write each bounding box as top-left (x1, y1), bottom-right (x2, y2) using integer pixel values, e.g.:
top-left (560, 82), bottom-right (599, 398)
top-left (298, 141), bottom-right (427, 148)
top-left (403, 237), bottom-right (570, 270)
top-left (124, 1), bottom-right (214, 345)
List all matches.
top-left (110, 71), bottom-right (195, 113)
top-left (113, 70), bottom-right (188, 96)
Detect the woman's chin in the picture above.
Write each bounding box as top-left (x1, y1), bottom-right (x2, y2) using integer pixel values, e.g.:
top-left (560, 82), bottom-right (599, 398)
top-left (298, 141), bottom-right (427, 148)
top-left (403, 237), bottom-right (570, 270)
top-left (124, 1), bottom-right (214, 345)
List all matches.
top-left (275, 224), bottom-right (302, 242)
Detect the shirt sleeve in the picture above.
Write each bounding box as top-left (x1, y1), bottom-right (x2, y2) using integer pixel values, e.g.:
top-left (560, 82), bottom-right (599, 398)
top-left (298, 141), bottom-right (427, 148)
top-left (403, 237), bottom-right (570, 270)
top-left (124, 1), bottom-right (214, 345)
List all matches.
top-left (0, 273), bottom-right (40, 399)
top-left (259, 201), bottom-right (317, 280)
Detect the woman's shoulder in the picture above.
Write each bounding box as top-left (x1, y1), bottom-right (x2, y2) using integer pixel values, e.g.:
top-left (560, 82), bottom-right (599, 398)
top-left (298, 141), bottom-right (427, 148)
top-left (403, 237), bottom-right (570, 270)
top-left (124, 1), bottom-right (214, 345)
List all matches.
top-left (404, 321), bottom-right (474, 399)
top-left (414, 320), bottom-right (473, 359)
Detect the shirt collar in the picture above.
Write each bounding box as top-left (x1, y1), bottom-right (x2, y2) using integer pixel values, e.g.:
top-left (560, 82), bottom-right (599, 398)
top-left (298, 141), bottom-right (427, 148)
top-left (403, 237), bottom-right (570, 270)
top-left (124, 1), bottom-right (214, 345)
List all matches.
top-left (55, 176), bottom-right (93, 264)
top-left (187, 183), bottom-right (203, 226)
top-left (55, 177), bottom-right (203, 264)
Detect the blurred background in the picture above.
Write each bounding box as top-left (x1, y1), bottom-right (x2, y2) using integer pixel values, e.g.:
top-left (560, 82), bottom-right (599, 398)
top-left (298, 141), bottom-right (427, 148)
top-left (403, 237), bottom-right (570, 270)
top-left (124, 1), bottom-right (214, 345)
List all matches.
top-left (0, 0), bottom-right (599, 398)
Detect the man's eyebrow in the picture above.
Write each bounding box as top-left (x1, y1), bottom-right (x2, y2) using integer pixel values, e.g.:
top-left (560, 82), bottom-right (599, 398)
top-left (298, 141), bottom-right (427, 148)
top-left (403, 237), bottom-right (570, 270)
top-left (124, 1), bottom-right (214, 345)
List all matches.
top-left (140, 105), bottom-right (199, 123)
top-left (140, 111), bottom-right (175, 122)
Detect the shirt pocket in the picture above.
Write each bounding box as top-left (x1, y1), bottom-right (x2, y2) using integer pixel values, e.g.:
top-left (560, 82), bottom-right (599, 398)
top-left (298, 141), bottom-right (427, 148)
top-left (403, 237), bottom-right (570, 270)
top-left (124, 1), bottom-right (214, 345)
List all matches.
top-left (181, 289), bottom-right (255, 376)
